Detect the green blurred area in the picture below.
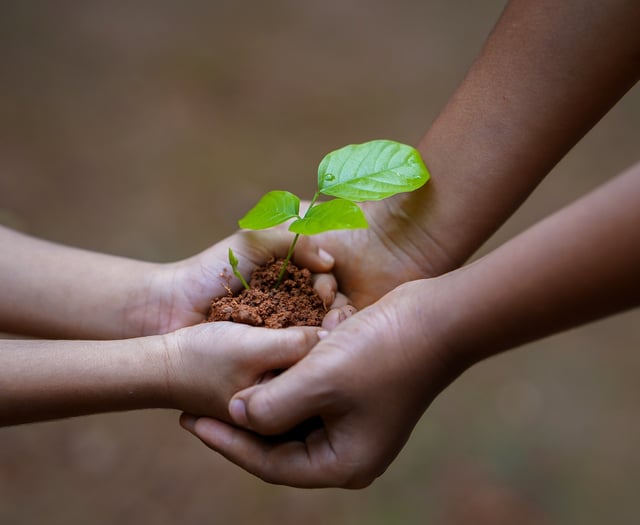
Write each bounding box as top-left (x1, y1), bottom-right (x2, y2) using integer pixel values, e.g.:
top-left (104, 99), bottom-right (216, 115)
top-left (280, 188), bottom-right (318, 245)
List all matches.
top-left (1, 2), bottom-right (639, 524)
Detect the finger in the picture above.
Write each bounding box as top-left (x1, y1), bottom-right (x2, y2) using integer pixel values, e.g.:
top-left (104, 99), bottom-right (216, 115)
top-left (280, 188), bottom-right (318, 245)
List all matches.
top-left (256, 370), bottom-right (278, 384)
top-left (291, 236), bottom-right (335, 273)
top-left (330, 292), bottom-right (350, 309)
top-left (248, 326), bottom-right (320, 372)
top-left (187, 416), bottom-right (342, 488)
top-left (229, 352), bottom-right (329, 435)
top-left (235, 230), bottom-right (334, 274)
top-left (179, 412), bottom-right (198, 433)
top-left (322, 304), bottom-right (358, 330)
top-left (312, 273), bottom-right (337, 307)
top-left (235, 229), bottom-right (296, 262)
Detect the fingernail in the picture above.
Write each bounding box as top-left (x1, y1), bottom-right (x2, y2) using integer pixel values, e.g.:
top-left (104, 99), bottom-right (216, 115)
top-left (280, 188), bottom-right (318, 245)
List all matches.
top-left (318, 329), bottom-right (329, 340)
top-left (322, 291), bottom-right (336, 310)
top-left (318, 248), bottom-right (334, 266)
top-left (180, 413), bottom-right (198, 432)
top-left (229, 398), bottom-right (249, 427)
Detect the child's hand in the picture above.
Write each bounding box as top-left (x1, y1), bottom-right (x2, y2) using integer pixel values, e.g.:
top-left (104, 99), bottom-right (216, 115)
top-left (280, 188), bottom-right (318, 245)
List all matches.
top-left (164, 322), bottom-right (318, 421)
top-left (127, 229), bottom-right (351, 336)
top-left (162, 321), bottom-right (322, 421)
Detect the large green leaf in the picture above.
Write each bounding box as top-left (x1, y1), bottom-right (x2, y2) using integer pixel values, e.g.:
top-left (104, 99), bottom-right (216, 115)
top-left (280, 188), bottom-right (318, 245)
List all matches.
top-left (238, 190), bottom-right (300, 230)
top-left (318, 139), bottom-right (430, 202)
top-left (289, 199), bottom-right (368, 235)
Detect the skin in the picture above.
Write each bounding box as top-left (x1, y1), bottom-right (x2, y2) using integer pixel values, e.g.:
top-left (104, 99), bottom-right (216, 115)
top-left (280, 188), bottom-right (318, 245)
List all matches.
top-left (183, 160), bottom-right (640, 488)
top-left (0, 225), bottom-right (343, 339)
top-left (181, 0), bottom-right (640, 487)
top-left (0, 227), bottom-right (353, 426)
top-left (0, 322), bottom-right (321, 426)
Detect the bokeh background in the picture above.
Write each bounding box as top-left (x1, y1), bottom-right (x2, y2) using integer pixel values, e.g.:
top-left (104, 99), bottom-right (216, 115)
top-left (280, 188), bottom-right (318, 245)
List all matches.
top-left (1, 1), bottom-right (639, 523)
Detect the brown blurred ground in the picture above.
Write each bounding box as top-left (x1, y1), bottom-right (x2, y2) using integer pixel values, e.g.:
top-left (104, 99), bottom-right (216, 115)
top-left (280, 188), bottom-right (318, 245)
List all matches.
top-left (1, 2), bottom-right (639, 524)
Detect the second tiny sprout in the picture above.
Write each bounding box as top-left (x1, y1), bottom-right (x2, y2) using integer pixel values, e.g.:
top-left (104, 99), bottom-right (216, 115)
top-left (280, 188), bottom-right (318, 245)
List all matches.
top-left (230, 139), bottom-right (430, 289)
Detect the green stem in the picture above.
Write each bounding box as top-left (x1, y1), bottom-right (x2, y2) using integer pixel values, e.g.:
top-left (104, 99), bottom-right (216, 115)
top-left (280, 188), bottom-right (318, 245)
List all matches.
top-left (308, 191), bottom-right (321, 209)
top-left (235, 270), bottom-right (251, 291)
top-left (275, 192), bottom-right (321, 287)
top-left (276, 233), bottom-right (300, 287)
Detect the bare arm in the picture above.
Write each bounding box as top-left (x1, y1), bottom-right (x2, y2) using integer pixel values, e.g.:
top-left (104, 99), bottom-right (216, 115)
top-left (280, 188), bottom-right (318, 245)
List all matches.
top-left (435, 161), bottom-right (640, 361)
top-left (321, 0), bottom-right (640, 306)
top-left (0, 226), bottom-right (158, 339)
top-left (407, 0), bottom-right (640, 270)
top-left (0, 336), bottom-right (167, 425)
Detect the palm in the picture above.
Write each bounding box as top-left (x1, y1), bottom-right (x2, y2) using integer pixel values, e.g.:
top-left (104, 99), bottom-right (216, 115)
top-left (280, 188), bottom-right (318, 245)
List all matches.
top-left (313, 203), bottom-right (434, 309)
top-left (147, 229), bottom-right (339, 335)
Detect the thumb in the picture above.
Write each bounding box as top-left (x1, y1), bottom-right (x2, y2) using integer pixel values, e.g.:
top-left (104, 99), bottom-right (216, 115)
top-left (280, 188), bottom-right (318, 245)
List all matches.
top-left (291, 235), bottom-right (335, 274)
top-left (236, 230), bottom-right (334, 273)
top-left (229, 359), bottom-right (325, 436)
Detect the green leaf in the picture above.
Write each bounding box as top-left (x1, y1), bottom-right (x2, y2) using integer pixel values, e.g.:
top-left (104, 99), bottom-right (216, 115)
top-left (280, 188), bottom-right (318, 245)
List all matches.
top-left (228, 247), bottom-right (239, 268)
top-left (317, 139), bottom-right (430, 202)
top-left (238, 191), bottom-right (301, 230)
top-left (289, 199), bottom-right (368, 235)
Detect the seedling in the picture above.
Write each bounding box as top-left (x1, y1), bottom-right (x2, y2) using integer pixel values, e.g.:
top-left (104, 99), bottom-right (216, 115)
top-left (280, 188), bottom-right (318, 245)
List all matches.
top-left (228, 247), bottom-right (251, 291)
top-left (233, 139), bottom-right (430, 287)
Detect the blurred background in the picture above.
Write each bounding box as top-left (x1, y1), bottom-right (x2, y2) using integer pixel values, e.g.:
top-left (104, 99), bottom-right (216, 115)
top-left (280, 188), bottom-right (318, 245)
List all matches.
top-left (1, 1), bottom-right (639, 523)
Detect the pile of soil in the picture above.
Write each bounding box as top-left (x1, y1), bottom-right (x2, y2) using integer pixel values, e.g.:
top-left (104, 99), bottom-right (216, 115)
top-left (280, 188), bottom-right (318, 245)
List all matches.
top-left (207, 258), bottom-right (325, 328)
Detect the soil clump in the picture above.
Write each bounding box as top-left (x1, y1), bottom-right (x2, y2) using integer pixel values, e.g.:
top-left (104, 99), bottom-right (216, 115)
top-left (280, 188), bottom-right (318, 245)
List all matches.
top-left (207, 258), bottom-right (325, 328)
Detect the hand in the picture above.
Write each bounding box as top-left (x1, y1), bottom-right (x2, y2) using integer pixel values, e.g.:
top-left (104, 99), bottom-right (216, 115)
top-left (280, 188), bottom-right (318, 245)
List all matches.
top-left (305, 197), bottom-right (455, 309)
top-left (163, 321), bottom-right (322, 421)
top-left (125, 229), bottom-right (348, 336)
top-left (180, 279), bottom-right (469, 488)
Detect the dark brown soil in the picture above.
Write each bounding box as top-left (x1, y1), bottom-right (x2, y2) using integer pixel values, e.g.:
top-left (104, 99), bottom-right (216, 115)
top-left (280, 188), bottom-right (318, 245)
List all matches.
top-left (207, 258), bottom-right (326, 328)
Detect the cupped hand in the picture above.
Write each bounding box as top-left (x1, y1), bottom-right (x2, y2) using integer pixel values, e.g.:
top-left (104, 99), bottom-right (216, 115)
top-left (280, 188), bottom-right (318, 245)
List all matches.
top-left (126, 229), bottom-right (350, 336)
top-left (161, 321), bottom-right (322, 421)
top-left (180, 278), bottom-right (468, 488)
top-left (301, 198), bottom-right (454, 309)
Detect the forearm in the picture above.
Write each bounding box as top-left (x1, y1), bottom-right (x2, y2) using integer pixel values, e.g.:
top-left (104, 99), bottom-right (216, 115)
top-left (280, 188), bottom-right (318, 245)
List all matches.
top-left (0, 226), bottom-right (162, 339)
top-left (377, 0), bottom-right (640, 273)
top-left (435, 162), bottom-right (640, 364)
top-left (0, 335), bottom-right (169, 426)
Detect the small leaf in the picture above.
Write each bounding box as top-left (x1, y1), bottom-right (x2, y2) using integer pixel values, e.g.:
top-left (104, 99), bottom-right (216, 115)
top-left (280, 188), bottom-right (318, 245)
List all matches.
top-left (318, 139), bottom-right (429, 202)
top-left (238, 191), bottom-right (301, 230)
top-left (228, 247), bottom-right (250, 290)
top-left (228, 247), bottom-right (239, 268)
top-left (289, 199), bottom-right (368, 235)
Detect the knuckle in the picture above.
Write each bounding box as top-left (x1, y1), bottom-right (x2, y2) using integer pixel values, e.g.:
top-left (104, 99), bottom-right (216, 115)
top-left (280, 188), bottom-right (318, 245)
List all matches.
top-left (287, 327), bottom-right (316, 353)
top-left (254, 468), bottom-right (283, 487)
top-left (333, 451), bottom-right (384, 490)
top-left (341, 467), bottom-right (377, 490)
top-left (245, 392), bottom-right (279, 433)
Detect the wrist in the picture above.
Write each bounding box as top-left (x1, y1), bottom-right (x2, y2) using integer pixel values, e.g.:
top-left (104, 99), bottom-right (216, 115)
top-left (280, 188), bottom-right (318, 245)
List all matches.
top-left (421, 263), bottom-right (519, 370)
top-left (120, 262), bottom-right (181, 338)
top-left (399, 278), bottom-right (476, 383)
top-left (131, 333), bottom-right (176, 409)
top-left (364, 189), bottom-right (461, 281)
top-left (87, 336), bottom-right (173, 411)
top-left (149, 330), bottom-right (183, 410)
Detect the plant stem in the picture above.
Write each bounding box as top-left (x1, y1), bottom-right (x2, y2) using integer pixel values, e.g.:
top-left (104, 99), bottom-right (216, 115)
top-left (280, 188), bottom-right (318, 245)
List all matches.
top-left (235, 271), bottom-right (251, 291)
top-left (308, 191), bottom-right (321, 209)
top-left (276, 233), bottom-right (300, 287)
top-left (275, 191), bottom-right (321, 287)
